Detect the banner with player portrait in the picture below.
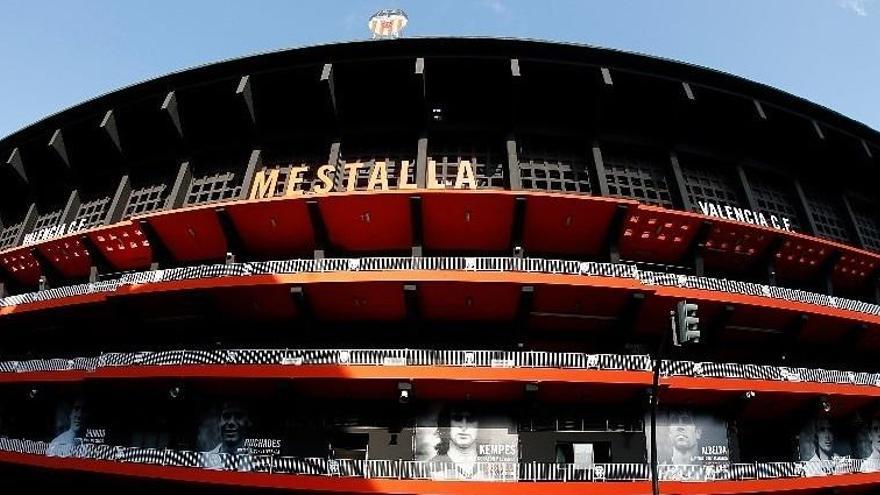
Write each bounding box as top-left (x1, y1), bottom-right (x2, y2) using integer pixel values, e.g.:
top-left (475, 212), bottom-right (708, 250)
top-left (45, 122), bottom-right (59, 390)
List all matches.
top-left (646, 408), bottom-right (730, 481)
top-left (798, 415), bottom-right (857, 476)
top-left (195, 399), bottom-right (284, 470)
top-left (856, 416), bottom-right (880, 473)
top-left (46, 395), bottom-right (107, 457)
top-left (415, 402), bottom-right (518, 481)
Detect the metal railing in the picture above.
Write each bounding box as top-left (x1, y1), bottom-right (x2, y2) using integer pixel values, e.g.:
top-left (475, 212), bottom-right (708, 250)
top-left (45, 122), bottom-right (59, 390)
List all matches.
top-left (662, 360), bottom-right (880, 387)
top-left (0, 349), bottom-right (651, 374)
top-left (4, 348), bottom-right (880, 392)
top-left (0, 437), bottom-right (876, 483)
top-left (1, 256), bottom-right (878, 322)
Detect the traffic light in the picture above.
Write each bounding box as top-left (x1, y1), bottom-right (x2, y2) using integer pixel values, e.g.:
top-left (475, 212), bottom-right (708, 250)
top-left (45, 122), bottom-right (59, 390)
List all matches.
top-left (674, 300), bottom-right (700, 346)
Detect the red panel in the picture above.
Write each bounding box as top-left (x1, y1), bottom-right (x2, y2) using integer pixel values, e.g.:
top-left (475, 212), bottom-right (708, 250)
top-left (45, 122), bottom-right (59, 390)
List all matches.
top-left (859, 327), bottom-right (880, 352)
top-left (226, 200), bottom-right (315, 257)
top-left (532, 284), bottom-right (632, 316)
top-left (0, 248), bottom-right (41, 286)
top-left (146, 209), bottom-right (227, 262)
top-left (211, 285), bottom-right (299, 319)
top-left (319, 194), bottom-right (412, 252)
top-left (833, 250), bottom-right (878, 291)
top-left (37, 238), bottom-right (93, 278)
top-left (529, 315), bottom-right (619, 333)
top-left (88, 223), bottom-right (153, 271)
top-left (307, 281), bottom-right (406, 321)
top-left (663, 377), bottom-right (880, 420)
top-left (774, 237), bottom-right (832, 282)
top-left (419, 282), bottom-right (520, 320)
top-left (798, 314), bottom-right (856, 345)
top-left (531, 284), bottom-right (634, 331)
top-left (619, 206), bottom-right (700, 264)
top-left (522, 195), bottom-right (625, 256)
top-left (703, 222), bottom-right (776, 272)
top-left (422, 192), bottom-right (515, 251)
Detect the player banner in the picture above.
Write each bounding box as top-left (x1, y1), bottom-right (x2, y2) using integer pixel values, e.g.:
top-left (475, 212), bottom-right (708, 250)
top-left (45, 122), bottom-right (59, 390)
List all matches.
top-left (196, 399), bottom-right (283, 470)
top-left (415, 403), bottom-right (518, 481)
top-left (646, 408), bottom-right (730, 481)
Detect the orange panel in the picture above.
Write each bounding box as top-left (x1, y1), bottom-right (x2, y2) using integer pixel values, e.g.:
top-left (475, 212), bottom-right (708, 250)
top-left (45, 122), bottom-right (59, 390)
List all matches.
top-left (0, 248), bottom-right (42, 286)
top-left (422, 192), bottom-right (515, 252)
top-left (419, 282), bottom-right (520, 320)
top-left (146, 209), bottom-right (227, 262)
top-left (307, 281), bottom-right (406, 321)
top-left (619, 206), bottom-right (700, 264)
top-left (319, 194), bottom-right (412, 251)
top-left (226, 199), bottom-right (315, 257)
top-left (522, 195), bottom-right (626, 256)
top-left (88, 223), bottom-right (153, 271)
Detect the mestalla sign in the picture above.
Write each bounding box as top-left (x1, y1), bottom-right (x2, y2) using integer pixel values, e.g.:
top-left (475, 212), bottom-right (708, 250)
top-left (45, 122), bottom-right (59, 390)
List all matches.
top-left (248, 160), bottom-right (481, 200)
top-left (697, 201), bottom-right (793, 232)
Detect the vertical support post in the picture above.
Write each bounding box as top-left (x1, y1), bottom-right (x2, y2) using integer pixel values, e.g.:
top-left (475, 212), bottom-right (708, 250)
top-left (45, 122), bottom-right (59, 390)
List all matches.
top-left (7, 148), bottom-right (28, 183)
top-left (591, 143), bottom-right (610, 197)
top-left (49, 129), bottom-right (71, 168)
top-left (410, 195), bottom-right (423, 257)
top-left (606, 204), bottom-right (629, 263)
top-left (650, 310), bottom-right (672, 495)
top-left (515, 285), bottom-right (534, 348)
top-left (216, 207), bottom-right (243, 263)
top-left (735, 164), bottom-right (760, 213)
top-left (236, 75), bottom-right (256, 125)
top-left (404, 284), bottom-right (419, 321)
top-left (873, 274), bottom-right (880, 305)
top-left (840, 194), bottom-right (867, 249)
top-left (80, 234), bottom-right (115, 282)
top-left (101, 109), bottom-right (122, 154)
top-left (105, 175), bottom-right (132, 225)
top-left (60, 190), bottom-right (81, 225)
top-left (510, 196), bottom-right (527, 256)
top-left (761, 236), bottom-right (785, 287)
top-left (13, 203), bottom-right (38, 248)
top-left (416, 136), bottom-right (428, 189)
top-left (238, 149), bottom-right (263, 200)
top-left (686, 221), bottom-right (714, 277)
top-left (138, 219), bottom-right (175, 270)
top-left (161, 90), bottom-right (183, 138)
top-left (506, 137), bottom-right (521, 190)
top-left (668, 152), bottom-right (693, 212)
top-left (820, 251), bottom-right (840, 296)
top-left (328, 141), bottom-right (343, 192)
top-left (321, 63), bottom-right (337, 117)
top-left (414, 58), bottom-right (426, 99)
top-left (307, 199), bottom-right (329, 259)
top-left (753, 100), bottom-right (768, 121)
top-left (166, 161), bottom-right (192, 209)
top-left (793, 180), bottom-right (818, 236)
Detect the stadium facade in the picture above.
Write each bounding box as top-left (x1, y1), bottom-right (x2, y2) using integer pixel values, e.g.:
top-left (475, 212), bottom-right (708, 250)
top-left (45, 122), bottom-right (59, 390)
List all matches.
top-left (0, 37), bottom-right (879, 494)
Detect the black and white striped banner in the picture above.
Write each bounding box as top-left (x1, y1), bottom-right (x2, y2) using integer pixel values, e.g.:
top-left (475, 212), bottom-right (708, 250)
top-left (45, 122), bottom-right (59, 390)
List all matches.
top-left (2, 256), bottom-right (878, 323)
top-left (0, 436), bottom-right (872, 483)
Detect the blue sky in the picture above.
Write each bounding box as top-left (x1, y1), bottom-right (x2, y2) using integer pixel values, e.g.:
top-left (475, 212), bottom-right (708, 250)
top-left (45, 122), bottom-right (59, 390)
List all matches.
top-left (0, 0), bottom-right (878, 138)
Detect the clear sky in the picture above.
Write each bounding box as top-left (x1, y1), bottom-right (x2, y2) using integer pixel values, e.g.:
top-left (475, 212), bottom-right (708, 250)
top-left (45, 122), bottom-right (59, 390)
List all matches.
top-left (0, 0), bottom-right (878, 139)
